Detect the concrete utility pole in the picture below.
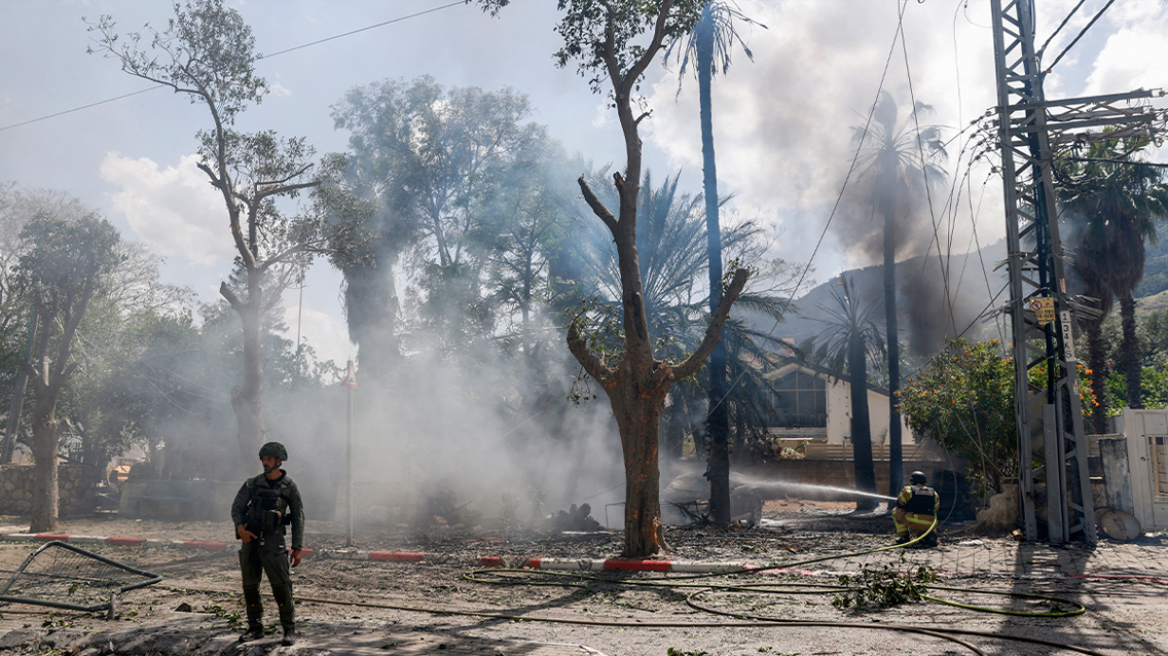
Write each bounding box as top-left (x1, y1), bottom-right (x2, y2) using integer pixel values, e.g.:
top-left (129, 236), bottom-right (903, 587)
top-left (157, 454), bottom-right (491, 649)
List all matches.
top-left (989, 0), bottom-right (1164, 543)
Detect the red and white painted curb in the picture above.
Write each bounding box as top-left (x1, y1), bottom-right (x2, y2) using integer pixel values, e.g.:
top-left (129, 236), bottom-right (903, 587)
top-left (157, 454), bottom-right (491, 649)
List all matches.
top-left (0, 532), bottom-right (753, 573)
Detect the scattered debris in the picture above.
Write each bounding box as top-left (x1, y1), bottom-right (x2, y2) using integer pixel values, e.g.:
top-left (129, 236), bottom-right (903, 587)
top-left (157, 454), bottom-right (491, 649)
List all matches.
top-left (0, 540), bottom-right (161, 618)
top-left (552, 503), bottom-right (602, 532)
top-left (971, 484), bottom-right (1019, 533)
top-left (832, 561), bottom-right (937, 610)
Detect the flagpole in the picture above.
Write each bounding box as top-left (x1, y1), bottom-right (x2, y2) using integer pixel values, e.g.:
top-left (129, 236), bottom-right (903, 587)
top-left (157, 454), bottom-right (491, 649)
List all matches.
top-left (341, 360), bottom-right (357, 547)
top-left (347, 380), bottom-right (353, 547)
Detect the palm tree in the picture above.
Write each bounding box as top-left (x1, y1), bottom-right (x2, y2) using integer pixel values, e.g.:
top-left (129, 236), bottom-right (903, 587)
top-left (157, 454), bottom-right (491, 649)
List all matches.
top-left (814, 276), bottom-right (886, 508)
top-left (1058, 136), bottom-right (1168, 413)
top-left (667, 0), bottom-right (765, 524)
top-left (573, 168), bottom-right (790, 466)
top-left (851, 91), bottom-right (946, 500)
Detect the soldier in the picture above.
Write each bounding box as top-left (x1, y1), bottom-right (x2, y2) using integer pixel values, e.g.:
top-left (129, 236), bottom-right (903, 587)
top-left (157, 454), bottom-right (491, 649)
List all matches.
top-left (231, 441), bottom-right (305, 645)
top-left (893, 471), bottom-right (940, 547)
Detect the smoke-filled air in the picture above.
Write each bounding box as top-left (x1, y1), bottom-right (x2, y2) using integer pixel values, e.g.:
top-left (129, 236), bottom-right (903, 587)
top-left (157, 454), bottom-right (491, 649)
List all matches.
top-left (1, 0), bottom-right (1167, 543)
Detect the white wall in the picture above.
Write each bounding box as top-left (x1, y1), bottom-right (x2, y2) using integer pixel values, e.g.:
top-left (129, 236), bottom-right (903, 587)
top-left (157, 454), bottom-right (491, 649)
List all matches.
top-left (825, 377), bottom-right (913, 446)
top-left (1120, 408), bottom-right (1168, 531)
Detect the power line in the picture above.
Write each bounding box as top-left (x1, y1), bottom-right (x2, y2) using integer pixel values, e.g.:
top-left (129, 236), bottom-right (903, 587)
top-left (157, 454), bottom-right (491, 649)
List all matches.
top-left (0, 1), bottom-right (467, 134)
top-left (258, 1), bottom-right (465, 59)
top-left (1037, 0), bottom-right (1088, 57)
top-left (900, 0), bottom-right (960, 342)
top-left (1044, 0), bottom-right (1115, 74)
top-left (1066, 156), bottom-right (1168, 168)
top-left (708, 0), bottom-right (910, 418)
top-left (0, 87), bottom-right (162, 133)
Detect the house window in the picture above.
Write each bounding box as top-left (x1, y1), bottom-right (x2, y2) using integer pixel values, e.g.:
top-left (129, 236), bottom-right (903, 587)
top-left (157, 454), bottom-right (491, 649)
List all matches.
top-left (770, 371), bottom-right (827, 428)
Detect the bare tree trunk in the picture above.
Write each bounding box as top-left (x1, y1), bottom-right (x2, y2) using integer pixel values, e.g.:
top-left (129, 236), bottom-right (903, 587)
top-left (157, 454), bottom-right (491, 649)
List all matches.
top-left (605, 382), bottom-right (667, 556)
top-left (849, 330), bottom-right (877, 509)
top-left (29, 394), bottom-right (61, 532)
top-left (1, 371), bottom-right (28, 465)
top-left (694, 5), bottom-right (731, 527)
top-left (3, 306), bottom-right (37, 465)
top-left (567, 263), bottom-right (749, 557)
top-left (344, 252), bottom-right (402, 382)
top-left (232, 299), bottom-right (265, 465)
top-left (1120, 292), bottom-right (1142, 409)
top-left (558, 0), bottom-right (750, 558)
top-left (882, 205), bottom-right (903, 504)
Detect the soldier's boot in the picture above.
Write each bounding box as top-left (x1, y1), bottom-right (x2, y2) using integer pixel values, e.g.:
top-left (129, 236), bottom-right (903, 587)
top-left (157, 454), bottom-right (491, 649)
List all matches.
top-left (239, 584), bottom-right (264, 641)
top-left (239, 626), bottom-right (265, 643)
top-left (281, 627), bottom-right (297, 646)
top-left (273, 583), bottom-right (295, 644)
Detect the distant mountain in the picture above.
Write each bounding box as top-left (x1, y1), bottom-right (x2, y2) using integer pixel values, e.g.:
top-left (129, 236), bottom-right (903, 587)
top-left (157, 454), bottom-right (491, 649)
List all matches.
top-left (745, 239), bottom-right (1009, 361)
top-left (742, 227), bottom-right (1168, 364)
top-left (1133, 232), bottom-right (1168, 300)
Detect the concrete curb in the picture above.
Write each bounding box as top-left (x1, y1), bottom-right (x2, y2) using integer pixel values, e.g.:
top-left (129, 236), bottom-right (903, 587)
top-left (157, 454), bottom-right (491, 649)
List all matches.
top-left (0, 532), bottom-right (755, 573)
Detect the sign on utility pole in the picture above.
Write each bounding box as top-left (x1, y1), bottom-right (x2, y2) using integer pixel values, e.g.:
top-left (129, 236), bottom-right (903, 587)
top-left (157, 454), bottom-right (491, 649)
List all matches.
top-left (989, 0), bottom-right (1164, 543)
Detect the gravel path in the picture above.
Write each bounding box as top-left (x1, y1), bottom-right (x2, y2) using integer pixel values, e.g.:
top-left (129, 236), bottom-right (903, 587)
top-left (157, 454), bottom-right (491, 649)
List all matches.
top-left (0, 504), bottom-right (1165, 655)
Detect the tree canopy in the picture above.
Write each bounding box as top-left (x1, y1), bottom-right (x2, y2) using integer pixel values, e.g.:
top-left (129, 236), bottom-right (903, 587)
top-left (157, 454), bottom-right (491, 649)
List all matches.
top-left (89, 0), bottom-right (357, 464)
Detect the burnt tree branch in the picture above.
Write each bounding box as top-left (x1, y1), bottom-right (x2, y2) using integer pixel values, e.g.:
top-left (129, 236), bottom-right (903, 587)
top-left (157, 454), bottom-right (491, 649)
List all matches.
top-left (578, 176), bottom-right (619, 233)
top-left (567, 318), bottom-right (614, 384)
top-left (672, 268), bottom-right (750, 381)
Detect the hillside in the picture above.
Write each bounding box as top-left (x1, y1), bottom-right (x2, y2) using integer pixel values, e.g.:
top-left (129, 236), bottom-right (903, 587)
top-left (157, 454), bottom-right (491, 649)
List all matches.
top-left (1133, 231), bottom-right (1168, 300)
top-left (752, 239), bottom-right (1008, 361)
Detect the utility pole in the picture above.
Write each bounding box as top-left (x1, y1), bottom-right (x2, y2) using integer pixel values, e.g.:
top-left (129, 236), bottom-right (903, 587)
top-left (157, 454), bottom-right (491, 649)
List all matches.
top-left (989, 0), bottom-right (1164, 543)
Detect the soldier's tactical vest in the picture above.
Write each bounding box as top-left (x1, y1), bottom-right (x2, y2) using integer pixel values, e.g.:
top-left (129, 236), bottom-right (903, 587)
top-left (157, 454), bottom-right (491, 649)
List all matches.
top-left (902, 486), bottom-right (936, 515)
top-left (246, 475), bottom-right (293, 533)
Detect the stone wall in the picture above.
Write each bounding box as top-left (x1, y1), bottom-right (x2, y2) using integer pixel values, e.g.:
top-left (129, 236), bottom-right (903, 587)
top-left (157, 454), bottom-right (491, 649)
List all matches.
top-left (0, 465), bottom-right (96, 516)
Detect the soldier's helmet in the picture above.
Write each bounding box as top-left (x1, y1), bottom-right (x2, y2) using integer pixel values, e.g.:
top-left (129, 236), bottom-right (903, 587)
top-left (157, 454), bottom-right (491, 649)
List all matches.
top-left (259, 442), bottom-right (288, 461)
top-left (910, 471), bottom-right (927, 485)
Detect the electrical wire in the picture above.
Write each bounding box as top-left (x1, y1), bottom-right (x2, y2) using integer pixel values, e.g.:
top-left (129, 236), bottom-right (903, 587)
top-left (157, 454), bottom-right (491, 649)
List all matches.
top-left (1066, 156), bottom-right (1168, 168)
top-left (0, 1), bottom-right (468, 133)
top-left (1043, 0), bottom-right (1116, 75)
top-left (460, 517), bottom-right (1101, 656)
top-left (1037, 0), bottom-right (1089, 58)
top-left (900, 2), bottom-right (959, 344)
top-left (706, 0), bottom-right (909, 420)
top-left (10, 524), bottom-right (1109, 656)
top-left (0, 87), bottom-right (162, 133)
top-left (258, 1), bottom-right (465, 59)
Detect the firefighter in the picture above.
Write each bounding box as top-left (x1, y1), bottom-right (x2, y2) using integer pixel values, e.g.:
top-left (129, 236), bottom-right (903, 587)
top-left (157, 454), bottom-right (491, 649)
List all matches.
top-left (893, 471), bottom-right (939, 547)
top-left (231, 441), bottom-right (304, 645)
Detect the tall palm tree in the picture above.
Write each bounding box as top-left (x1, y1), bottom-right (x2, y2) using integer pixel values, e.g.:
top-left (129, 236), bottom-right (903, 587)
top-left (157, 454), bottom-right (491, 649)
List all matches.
top-left (814, 275), bottom-right (886, 509)
top-left (667, 0), bottom-right (765, 524)
top-left (1058, 136), bottom-right (1168, 412)
top-left (851, 91), bottom-right (946, 500)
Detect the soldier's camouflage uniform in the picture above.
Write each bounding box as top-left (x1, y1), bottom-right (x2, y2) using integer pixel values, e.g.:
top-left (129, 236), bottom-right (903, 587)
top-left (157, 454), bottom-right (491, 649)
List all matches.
top-left (231, 469), bottom-right (304, 633)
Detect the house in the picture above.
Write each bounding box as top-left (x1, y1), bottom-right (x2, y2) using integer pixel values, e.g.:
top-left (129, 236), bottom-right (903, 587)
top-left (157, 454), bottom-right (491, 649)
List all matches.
top-left (764, 359), bottom-right (912, 447)
top-left (757, 359), bottom-right (962, 509)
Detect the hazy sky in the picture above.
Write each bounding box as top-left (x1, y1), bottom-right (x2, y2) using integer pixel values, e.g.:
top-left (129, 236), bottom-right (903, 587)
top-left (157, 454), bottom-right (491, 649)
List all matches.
top-left (2, 0), bottom-right (1165, 367)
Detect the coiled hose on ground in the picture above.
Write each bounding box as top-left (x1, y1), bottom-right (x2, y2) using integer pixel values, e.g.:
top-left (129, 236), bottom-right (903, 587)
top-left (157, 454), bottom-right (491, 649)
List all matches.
top-left (454, 518), bottom-right (1107, 656)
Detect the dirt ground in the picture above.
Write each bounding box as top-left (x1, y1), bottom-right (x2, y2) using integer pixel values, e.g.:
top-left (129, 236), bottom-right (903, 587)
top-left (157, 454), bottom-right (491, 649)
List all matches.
top-left (0, 502), bottom-right (1165, 656)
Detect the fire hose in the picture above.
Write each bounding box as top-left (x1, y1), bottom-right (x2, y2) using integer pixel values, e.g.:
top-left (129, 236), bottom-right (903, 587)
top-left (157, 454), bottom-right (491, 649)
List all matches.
top-left (459, 517), bottom-right (1104, 656)
top-left (3, 517), bottom-right (1112, 656)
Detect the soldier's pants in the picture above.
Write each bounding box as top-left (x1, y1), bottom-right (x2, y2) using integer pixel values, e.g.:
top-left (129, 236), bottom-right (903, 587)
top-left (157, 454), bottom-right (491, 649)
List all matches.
top-left (893, 509), bottom-right (935, 537)
top-left (239, 537), bottom-right (295, 630)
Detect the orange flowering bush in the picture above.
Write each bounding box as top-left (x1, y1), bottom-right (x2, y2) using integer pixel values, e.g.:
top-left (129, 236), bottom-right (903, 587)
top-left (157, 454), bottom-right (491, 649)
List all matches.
top-left (898, 338), bottom-right (1016, 495)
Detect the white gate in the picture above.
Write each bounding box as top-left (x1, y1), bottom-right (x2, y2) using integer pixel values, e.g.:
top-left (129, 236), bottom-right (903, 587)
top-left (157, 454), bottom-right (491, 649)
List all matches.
top-left (1119, 409), bottom-right (1168, 531)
